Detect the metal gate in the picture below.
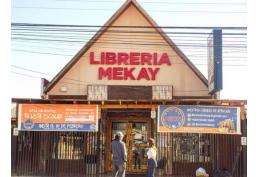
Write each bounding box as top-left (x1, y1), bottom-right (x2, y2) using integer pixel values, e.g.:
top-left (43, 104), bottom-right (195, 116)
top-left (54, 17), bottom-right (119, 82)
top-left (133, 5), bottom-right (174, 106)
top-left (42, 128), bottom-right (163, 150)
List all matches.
top-left (11, 120), bottom-right (106, 177)
top-left (155, 119), bottom-right (247, 177)
top-left (12, 118), bottom-right (246, 177)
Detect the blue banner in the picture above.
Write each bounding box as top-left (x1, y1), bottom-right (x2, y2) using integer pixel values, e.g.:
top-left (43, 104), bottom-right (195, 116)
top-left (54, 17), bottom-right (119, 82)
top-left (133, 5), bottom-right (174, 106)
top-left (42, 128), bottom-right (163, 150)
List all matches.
top-left (20, 123), bottom-right (97, 132)
top-left (158, 105), bottom-right (240, 134)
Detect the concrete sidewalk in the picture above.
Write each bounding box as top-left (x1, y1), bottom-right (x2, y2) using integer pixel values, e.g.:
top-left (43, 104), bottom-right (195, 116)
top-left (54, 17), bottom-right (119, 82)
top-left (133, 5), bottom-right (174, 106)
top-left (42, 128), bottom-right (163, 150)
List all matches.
top-left (12, 175), bottom-right (191, 177)
top-left (12, 173), bottom-right (191, 177)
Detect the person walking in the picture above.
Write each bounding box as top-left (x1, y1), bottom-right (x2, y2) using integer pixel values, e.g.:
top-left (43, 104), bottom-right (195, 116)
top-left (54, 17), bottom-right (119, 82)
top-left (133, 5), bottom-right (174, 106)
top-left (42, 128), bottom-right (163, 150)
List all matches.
top-left (146, 138), bottom-right (157, 177)
top-left (111, 132), bottom-right (127, 177)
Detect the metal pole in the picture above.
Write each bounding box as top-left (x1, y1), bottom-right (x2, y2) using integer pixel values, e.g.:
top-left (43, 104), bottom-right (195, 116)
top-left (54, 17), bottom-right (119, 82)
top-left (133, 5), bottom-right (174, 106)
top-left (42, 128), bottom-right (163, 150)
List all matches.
top-left (96, 119), bottom-right (101, 177)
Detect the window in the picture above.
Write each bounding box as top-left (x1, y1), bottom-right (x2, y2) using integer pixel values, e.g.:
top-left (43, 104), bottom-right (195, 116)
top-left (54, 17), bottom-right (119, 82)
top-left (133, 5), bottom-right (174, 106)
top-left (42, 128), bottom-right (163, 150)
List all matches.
top-left (152, 85), bottom-right (173, 100)
top-left (87, 85), bottom-right (107, 100)
top-left (56, 135), bottom-right (83, 160)
top-left (172, 133), bottom-right (210, 163)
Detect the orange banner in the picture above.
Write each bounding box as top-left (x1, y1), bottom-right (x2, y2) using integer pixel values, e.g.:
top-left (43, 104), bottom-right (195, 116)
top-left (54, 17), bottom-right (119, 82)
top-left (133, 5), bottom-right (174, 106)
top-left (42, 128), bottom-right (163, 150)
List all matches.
top-left (18, 104), bottom-right (99, 131)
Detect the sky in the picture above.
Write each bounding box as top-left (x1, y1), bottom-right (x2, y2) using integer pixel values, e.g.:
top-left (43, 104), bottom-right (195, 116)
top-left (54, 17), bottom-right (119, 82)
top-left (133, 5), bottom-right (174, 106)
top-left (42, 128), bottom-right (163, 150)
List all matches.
top-left (11, 0), bottom-right (247, 99)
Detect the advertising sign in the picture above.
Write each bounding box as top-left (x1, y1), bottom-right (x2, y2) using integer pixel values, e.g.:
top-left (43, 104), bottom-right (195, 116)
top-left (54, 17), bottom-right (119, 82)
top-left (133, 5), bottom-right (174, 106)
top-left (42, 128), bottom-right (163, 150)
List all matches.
top-left (207, 34), bottom-right (215, 92)
top-left (18, 104), bottom-right (99, 132)
top-left (207, 29), bottom-right (223, 94)
top-left (158, 105), bottom-right (241, 134)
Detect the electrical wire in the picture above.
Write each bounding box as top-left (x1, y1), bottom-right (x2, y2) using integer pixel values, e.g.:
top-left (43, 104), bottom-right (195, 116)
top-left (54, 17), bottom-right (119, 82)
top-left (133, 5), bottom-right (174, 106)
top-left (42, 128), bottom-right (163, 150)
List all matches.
top-left (11, 36), bottom-right (247, 47)
top-left (11, 38), bottom-right (248, 53)
top-left (11, 43), bottom-right (247, 60)
top-left (11, 24), bottom-right (247, 35)
top-left (12, 50), bottom-right (247, 64)
top-left (11, 33), bottom-right (247, 43)
top-left (12, 23), bottom-right (247, 30)
top-left (11, 44), bottom-right (247, 60)
top-left (11, 43), bottom-right (247, 56)
top-left (53, 0), bottom-right (246, 6)
top-left (12, 6), bottom-right (247, 14)
top-left (10, 70), bottom-right (242, 93)
top-left (11, 38), bottom-right (247, 49)
top-left (11, 29), bottom-right (247, 36)
top-left (11, 71), bottom-right (89, 86)
top-left (11, 31), bottom-right (248, 39)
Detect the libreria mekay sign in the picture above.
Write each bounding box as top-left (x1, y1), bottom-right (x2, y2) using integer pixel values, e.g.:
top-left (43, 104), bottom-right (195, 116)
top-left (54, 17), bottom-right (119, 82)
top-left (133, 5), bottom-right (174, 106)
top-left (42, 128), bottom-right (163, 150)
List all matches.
top-left (89, 51), bottom-right (172, 80)
top-left (158, 105), bottom-right (241, 134)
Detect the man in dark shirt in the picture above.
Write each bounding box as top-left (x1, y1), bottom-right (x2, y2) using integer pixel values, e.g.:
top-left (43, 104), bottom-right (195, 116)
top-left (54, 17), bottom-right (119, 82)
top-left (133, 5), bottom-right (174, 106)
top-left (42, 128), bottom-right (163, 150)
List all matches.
top-left (111, 132), bottom-right (127, 177)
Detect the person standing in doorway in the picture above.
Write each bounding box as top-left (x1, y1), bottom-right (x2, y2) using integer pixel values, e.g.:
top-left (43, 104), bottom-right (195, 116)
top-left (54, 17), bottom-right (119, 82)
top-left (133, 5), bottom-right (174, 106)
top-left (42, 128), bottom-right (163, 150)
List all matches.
top-left (111, 132), bottom-right (127, 177)
top-left (133, 148), bottom-right (141, 169)
top-left (146, 138), bottom-right (157, 177)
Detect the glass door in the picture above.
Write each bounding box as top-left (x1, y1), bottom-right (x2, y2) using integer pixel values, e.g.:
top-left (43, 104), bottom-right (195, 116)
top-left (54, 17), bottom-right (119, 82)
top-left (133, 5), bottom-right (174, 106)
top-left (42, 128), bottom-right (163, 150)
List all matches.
top-left (130, 122), bottom-right (148, 173)
top-left (111, 122), bottom-right (149, 173)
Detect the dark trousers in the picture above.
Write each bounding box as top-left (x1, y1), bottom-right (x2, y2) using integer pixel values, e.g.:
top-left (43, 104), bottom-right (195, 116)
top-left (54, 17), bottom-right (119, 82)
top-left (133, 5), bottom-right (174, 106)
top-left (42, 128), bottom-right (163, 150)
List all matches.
top-left (147, 167), bottom-right (155, 177)
top-left (134, 156), bottom-right (141, 169)
top-left (147, 159), bottom-right (157, 177)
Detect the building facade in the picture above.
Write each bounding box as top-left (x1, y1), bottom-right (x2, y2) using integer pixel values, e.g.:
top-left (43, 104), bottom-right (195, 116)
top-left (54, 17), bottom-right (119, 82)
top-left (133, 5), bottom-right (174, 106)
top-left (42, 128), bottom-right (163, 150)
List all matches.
top-left (11, 0), bottom-right (247, 177)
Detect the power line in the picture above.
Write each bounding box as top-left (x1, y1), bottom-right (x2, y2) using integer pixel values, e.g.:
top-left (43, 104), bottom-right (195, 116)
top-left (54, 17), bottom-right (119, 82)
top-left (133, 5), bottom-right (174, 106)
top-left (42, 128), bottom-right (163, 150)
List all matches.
top-left (12, 48), bottom-right (247, 61)
top-left (11, 71), bottom-right (89, 86)
top-left (11, 29), bottom-right (247, 36)
top-left (11, 51), bottom-right (247, 67)
top-left (135, 1), bottom-right (246, 5)
top-left (11, 35), bottom-right (247, 46)
top-left (11, 40), bottom-right (247, 53)
top-left (12, 71), bottom-right (42, 79)
top-left (12, 70), bottom-right (212, 93)
top-left (12, 26), bottom-right (246, 32)
top-left (11, 33), bottom-right (247, 51)
top-left (10, 70), bottom-right (244, 95)
top-left (11, 65), bottom-right (93, 84)
top-left (9, 71), bottom-right (240, 93)
top-left (11, 33), bottom-right (247, 43)
top-left (11, 33), bottom-right (248, 43)
top-left (12, 49), bottom-right (73, 56)
top-left (11, 24), bottom-right (247, 63)
top-left (11, 42), bottom-right (247, 57)
top-left (53, 0), bottom-right (246, 6)
top-left (11, 27), bottom-right (247, 35)
top-left (12, 65), bottom-right (57, 77)
top-left (12, 6), bottom-right (247, 14)
top-left (13, 44), bottom-right (246, 58)
top-left (11, 37), bottom-right (247, 48)
top-left (11, 23), bottom-right (247, 30)
top-left (11, 43), bottom-right (248, 56)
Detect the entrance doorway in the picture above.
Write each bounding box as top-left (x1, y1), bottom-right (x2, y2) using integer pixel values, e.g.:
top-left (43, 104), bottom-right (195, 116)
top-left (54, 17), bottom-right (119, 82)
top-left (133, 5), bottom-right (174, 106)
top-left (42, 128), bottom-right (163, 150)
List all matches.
top-left (106, 115), bottom-right (152, 174)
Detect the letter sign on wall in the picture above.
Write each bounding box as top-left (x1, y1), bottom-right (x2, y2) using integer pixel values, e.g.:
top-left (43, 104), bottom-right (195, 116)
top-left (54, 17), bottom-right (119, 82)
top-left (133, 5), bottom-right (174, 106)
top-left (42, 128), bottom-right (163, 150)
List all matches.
top-left (89, 51), bottom-right (172, 81)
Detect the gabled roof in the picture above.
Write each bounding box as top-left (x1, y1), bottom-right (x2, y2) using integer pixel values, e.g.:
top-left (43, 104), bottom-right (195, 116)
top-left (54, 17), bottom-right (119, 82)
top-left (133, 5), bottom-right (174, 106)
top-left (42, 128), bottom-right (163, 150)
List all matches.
top-left (44, 0), bottom-right (208, 94)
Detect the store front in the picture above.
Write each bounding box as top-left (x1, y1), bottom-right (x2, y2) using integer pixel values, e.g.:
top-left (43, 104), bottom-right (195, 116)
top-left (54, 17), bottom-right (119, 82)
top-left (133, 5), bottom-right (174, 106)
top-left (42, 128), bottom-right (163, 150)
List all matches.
top-left (11, 0), bottom-right (247, 177)
top-left (12, 101), bottom-right (246, 177)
